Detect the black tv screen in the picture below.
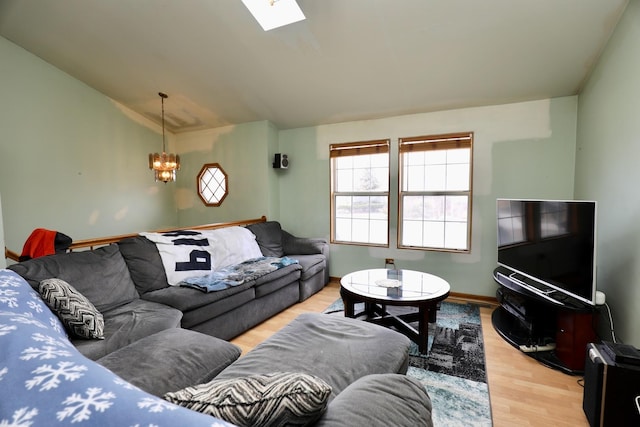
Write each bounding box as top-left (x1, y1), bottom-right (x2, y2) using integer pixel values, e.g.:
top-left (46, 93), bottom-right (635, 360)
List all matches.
top-left (497, 199), bottom-right (597, 306)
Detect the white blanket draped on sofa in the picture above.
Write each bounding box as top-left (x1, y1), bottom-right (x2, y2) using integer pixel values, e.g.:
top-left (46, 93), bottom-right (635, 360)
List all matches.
top-left (140, 226), bottom-right (264, 286)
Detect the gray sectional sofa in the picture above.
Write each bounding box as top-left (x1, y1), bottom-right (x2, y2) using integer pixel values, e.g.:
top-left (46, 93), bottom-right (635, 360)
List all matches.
top-left (8, 221), bottom-right (328, 359)
top-left (4, 220), bottom-right (434, 426)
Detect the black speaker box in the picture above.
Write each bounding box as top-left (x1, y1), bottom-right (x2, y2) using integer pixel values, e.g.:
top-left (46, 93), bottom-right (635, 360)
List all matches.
top-left (273, 153), bottom-right (289, 169)
top-left (583, 343), bottom-right (640, 426)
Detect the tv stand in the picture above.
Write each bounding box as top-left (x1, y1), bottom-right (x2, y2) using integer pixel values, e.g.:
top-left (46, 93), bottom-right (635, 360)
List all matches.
top-left (492, 267), bottom-right (597, 374)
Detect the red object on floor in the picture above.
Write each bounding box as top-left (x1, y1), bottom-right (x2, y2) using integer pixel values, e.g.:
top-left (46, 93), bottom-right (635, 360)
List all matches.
top-left (20, 228), bottom-right (58, 260)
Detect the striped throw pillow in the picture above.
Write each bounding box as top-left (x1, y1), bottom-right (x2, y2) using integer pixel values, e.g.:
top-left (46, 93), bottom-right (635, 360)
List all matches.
top-left (164, 372), bottom-right (332, 427)
top-left (39, 278), bottom-right (105, 339)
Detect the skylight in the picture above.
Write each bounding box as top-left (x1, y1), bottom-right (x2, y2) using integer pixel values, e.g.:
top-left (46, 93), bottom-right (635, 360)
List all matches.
top-left (241, 0), bottom-right (306, 31)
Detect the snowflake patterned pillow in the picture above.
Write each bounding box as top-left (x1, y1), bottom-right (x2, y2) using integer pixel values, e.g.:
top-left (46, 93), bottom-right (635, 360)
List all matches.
top-left (38, 278), bottom-right (105, 340)
top-left (0, 269), bottom-right (236, 427)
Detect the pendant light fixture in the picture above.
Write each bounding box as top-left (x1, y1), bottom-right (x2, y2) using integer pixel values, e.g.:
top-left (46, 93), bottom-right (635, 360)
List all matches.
top-left (148, 92), bottom-right (180, 183)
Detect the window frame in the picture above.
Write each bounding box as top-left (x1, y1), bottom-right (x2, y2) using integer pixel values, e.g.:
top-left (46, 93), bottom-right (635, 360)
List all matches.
top-left (329, 139), bottom-right (391, 247)
top-left (197, 163), bottom-right (229, 207)
top-left (397, 132), bottom-right (474, 253)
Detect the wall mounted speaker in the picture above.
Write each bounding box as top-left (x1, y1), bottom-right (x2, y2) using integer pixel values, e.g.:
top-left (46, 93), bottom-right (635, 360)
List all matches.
top-left (273, 153), bottom-right (289, 169)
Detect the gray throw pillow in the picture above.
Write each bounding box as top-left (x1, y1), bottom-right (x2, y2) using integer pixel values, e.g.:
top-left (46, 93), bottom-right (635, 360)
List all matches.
top-left (164, 372), bottom-right (331, 427)
top-left (39, 278), bottom-right (105, 340)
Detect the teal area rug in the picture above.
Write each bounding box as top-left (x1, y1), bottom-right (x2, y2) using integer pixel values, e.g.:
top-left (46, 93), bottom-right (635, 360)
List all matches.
top-left (324, 300), bottom-right (492, 426)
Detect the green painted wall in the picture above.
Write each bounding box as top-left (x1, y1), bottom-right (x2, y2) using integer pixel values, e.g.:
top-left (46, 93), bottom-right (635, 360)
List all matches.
top-left (575, 0), bottom-right (640, 346)
top-left (0, 32), bottom-right (583, 303)
top-left (278, 97), bottom-right (578, 297)
top-left (174, 120), bottom-right (279, 227)
top-left (0, 36), bottom-right (177, 254)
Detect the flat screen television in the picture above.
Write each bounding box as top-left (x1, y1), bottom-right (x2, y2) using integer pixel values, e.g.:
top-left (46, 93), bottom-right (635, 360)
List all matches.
top-left (496, 198), bottom-right (597, 306)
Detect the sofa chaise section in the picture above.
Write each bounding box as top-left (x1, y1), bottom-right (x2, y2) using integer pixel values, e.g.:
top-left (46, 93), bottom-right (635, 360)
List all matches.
top-left (214, 313), bottom-right (411, 393)
top-left (211, 312), bottom-right (433, 426)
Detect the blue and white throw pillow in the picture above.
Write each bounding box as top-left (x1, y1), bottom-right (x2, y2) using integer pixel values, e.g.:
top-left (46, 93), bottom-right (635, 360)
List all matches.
top-left (0, 269), bottom-right (236, 427)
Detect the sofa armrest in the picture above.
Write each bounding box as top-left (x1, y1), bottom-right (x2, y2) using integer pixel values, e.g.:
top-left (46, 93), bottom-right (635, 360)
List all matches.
top-left (282, 230), bottom-right (330, 284)
top-left (282, 230), bottom-right (328, 256)
top-left (315, 373), bottom-right (433, 427)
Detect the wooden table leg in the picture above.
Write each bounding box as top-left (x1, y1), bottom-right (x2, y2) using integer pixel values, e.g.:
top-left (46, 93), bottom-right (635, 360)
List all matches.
top-left (341, 291), bottom-right (355, 318)
top-left (364, 301), bottom-right (375, 317)
top-left (418, 305), bottom-right (430, 354)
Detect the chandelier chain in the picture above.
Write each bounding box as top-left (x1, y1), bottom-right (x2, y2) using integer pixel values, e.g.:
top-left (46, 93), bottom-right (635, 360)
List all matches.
top-left (159, 92), bottom-right (168, 153)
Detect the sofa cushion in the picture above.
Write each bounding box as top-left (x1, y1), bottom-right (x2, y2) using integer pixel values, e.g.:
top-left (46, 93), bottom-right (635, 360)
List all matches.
top-left (180, 288), bottom-right (256, 329)
top-left (253, 264), bottom-right (302, 298)
top-left (314, 374), bottom-right (433, 427)
top-left (246, 221), bottom-right (284, 257)
top-left (252, 261), bottom-right (302, 286)
top-left (215, 313), bottom-right (411, 398)
top-left (294, 254), bottom-right (326, 280)
top-left (187, 282), bottom-right (300, 340)
top-left (117, 236), bottom-right (169, 294)
top-left (164, 372), bottom-right (332, 427)
top-left (8, 244), bottom-right (139, 313)
top-left (98, 328), bottom-right (241, 397)
top-left (73, 299), bottom-right (183, 360)
top-left (143, 280), bottom-right (256, 312)
top-left (39, 278), bottom-right (105, 340)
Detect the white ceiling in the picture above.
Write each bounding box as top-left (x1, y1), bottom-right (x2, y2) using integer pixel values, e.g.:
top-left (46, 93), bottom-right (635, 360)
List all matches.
top-left (0, 0), bottom-right (629, 133)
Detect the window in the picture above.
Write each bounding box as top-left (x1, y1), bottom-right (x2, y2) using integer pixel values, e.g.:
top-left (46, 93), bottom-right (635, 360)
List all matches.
top-left (398, 132), bottom-right (473, 252)
top-left (330, 140), bottom-right (390, 246)
top-left (197, 163), bottom-right (228, 206)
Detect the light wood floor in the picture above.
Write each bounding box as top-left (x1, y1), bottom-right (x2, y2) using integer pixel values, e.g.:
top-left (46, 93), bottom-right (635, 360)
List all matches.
top-left (231, 281), bottom-right (589, 426)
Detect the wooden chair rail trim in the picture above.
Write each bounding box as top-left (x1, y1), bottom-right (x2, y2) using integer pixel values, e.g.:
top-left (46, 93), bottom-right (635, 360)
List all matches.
top-left (4, 216), bottom-right (267, 262)
top-left (5, 247), bottom-right (20, 262)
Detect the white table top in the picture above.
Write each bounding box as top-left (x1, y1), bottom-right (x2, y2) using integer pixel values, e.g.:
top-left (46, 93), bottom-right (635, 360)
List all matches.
top-left (340, 268), bottom-right (450, 302)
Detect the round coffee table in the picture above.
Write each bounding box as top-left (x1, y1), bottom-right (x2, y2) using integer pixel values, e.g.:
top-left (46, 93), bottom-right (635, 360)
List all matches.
top-left (340, 268), bottom-right (450, 353)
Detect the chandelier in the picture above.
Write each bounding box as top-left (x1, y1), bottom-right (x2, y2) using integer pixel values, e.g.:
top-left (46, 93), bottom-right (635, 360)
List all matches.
top-left (148, 92), bottom-right (180, 183)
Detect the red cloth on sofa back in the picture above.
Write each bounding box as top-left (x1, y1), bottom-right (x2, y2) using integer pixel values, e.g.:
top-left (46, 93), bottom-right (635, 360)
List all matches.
top-left (20, 228), bottom-right (71, 261)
